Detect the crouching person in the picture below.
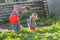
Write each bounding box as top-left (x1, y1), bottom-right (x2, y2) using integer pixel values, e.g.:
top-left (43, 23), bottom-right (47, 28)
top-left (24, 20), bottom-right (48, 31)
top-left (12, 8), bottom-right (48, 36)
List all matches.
top-left (29, 13), bottom-right (38, 30)
top-left (9, 5), bottom-right (20, 31)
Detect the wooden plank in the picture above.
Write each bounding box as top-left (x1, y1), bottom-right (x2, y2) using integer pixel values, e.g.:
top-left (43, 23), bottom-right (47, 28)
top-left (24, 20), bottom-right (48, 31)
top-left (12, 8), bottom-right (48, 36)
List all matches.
top-left (0, 16), bottom-right (7, 19)
top-left (0, 10), bottom-right (11, 13)
top-left (30, 7), bottom-right (42, 9)
top-left (0, 1), bottom-right (42, 6)
top-left (0, 14), bottom-right (10, 16)
top-left (0, 8), bottom-right (12, 10)
top-left (44, 6), bottom-right (48, 8)
top-left (0, 19), bottom-right (3, 21)
top-left (44, 8), bottom-right (48, 10)
top-left (47, 0), bottom-right (60, 16)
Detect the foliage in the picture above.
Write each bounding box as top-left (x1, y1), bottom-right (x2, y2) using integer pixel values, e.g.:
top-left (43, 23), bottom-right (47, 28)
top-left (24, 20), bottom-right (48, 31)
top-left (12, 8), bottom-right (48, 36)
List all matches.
top-left (0, 22), bottom-right (60, 40)
top-left (3, 10), bottom-right (45, 24)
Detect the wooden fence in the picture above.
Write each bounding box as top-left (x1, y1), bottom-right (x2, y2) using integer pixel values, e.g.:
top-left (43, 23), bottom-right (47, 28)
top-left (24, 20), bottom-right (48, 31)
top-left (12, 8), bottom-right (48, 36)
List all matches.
top-left (0, 1), bottom-right (45, 21)
top-left (1, 0), bottom-right (60, 21)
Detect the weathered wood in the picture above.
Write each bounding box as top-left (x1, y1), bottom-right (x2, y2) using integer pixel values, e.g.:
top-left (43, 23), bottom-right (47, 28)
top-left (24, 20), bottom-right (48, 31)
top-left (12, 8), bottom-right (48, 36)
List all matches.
top-left (47, 0), bottom-right (60, 16)
top-left (43, 0), bottom-right (49, 17)
top-left (0, 1), bottom-right (43, 20)
top-left (0, 16), bottom-right (7, 19)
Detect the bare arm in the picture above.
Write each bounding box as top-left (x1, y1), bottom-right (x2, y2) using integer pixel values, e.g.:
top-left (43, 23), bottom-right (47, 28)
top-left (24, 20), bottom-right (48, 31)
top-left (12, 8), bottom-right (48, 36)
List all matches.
top-left (30, 16), bottom-right (31, 20)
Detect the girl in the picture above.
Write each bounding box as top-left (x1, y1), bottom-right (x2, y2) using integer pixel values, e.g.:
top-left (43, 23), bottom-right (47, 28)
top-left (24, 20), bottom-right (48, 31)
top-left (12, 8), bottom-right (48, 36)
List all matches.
top-left (29, 13), bottom-right (38, 30)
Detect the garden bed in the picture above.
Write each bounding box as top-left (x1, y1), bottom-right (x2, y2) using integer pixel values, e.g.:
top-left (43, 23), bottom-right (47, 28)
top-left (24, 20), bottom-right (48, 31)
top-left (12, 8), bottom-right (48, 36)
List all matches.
top-left (0, 22), bottom-right (60, 40)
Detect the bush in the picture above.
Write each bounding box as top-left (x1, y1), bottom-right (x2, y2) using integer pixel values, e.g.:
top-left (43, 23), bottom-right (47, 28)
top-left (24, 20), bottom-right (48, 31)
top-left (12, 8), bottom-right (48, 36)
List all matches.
top-left (0, 22), bottom-right (60, 40)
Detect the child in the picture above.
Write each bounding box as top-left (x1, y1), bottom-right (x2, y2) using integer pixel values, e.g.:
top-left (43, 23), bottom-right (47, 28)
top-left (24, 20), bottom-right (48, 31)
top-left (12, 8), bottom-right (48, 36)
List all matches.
top-left (9, 5), bottom-right (20, 31)
top-left (29, 13), bottom-right (38, 30)
top-left (23, 7), bottom-right (30, 13)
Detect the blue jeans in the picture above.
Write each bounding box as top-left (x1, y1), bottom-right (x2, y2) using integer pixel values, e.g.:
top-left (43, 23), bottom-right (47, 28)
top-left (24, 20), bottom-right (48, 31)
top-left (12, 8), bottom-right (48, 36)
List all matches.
top-left (11, 24), bottom-right (20, 31)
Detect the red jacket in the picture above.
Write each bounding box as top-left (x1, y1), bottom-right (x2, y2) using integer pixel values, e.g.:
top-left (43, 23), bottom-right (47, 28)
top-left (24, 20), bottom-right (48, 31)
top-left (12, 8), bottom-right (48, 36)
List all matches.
top-left (9, 13), bottom-right (19, 24)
